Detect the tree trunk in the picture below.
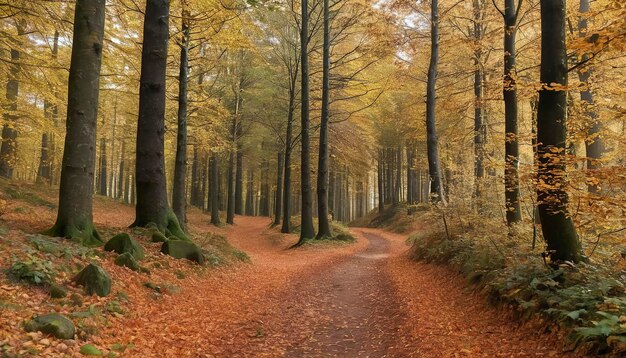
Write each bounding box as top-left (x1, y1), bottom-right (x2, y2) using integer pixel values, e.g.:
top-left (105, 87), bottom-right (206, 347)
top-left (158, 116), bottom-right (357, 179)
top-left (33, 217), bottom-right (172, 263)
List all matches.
top-left (117, 140), bottom-right (125, 199)
top-left (133, 0), bottom-right (186, 240)
top-left (394, 146), bottom-right (401, 205)
top-left (297, 0), bottom-right (316, 244)
top-left (209, 154), bottom-right (221, 225)
top-left (37, 30), bottom-right (59, 185)
top-left (503, 0), bottom-right (522, 224)
top-left (577, 0), bottom-right (604, 194)
top-left (172, 14), bottom-right (189, 231)
top-left (274, 150), bottom-right (284, 225)
top-left (473, 0), bottom-right (485, 205)
top-left (235, 149), bottom-right (243, 214)
top-left (98, 136), bottom-right (107, 196)
top-left (281, 90), bottom-right (294, 233)
top-left (0, 21), bottom-right (24, 179)
top-left (316, 0), bottom-right (332, 239)
top-left (378, 151), bottom-right (384, 212)
top-left (46, 0), bottom-right (105, 246)
top-left (537, 0), bottom-right (582, 263)
top-left (245, 168), bottom-right (254, 216)
top-left (426, 2), bottom-right (446, 205)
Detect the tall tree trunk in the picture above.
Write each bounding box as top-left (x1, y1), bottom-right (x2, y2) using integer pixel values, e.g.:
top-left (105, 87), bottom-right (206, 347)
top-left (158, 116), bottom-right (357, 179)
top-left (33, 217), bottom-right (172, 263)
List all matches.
top-left (473, 0), bottom-right (485, 205)
top-left (235, 149), bottom-right (243, 214)
top-left (577, 0), bottom-right (604, 194)
top-left (316, 0), bottom-right (332, 239)
top-left (117, 140), bottom-right (125, 199)
top-left (297, 0), bottom-right (316, 244)
top-left (245, 168), bottom-right (254, 216)
top-left (502, 0), bottom-right (522, 224)
top-left (46, 0), bottom-right (105, 246)
top-left (426, 0), bottom-right (446, 205)
top-left (37, 30), bottom-right (59, 185)
top-left (133, 0), bottom-right (186, 240)
top-left (0, 21), bottom-right (24, 179)
top-left (190, 146), bottom-right (200, 207)
top-left (172, 13), bottom-right (189, 231)
top-left (210, 154), bottom-right (221, 225)
top-left (281, 92), bottom-right (294, 233)
top-left (394, 146), bottom-right (401, 205)
top-left (537, 0), bottom-right (582, 263)
top-left (378, 151), bottom-right (384, 212)
top-left (274, 150), bottom-right (284, 225)
top-left (98, 135), bottom-right (107, 196)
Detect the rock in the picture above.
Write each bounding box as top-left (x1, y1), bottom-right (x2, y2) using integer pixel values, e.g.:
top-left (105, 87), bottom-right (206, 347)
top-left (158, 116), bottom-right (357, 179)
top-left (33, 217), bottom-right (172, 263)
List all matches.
top-left (114, 253), bottom-right (139, 271)
top-left (24, 313), bottom-right (75, 339)
top-left (79, 344), bottom-right (102, 356)
top-left (73, 264), bottom-right (111, 297)
top-left (151, 231), bottom-right (168, 243)
top-left (49, 283), bottom-right (68, 298)
top-left (104, 234), bottom-right (144, 260)
top-left (160, 240), bottom-right (205, 264)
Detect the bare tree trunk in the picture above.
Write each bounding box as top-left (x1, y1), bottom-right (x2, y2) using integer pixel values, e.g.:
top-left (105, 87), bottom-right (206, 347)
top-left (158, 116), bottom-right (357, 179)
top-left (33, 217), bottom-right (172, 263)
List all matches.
top-left (274, 150), bottom-right (283, 225)
top-left (473, 0), bottom-right (485, 206)
top-left (537, 0), bottom-right (582, 263)
top-left (37, 30), bottom-right (59, 185)
top-left (210, 154), bottom-right (221, 225)
top-left (502, 0), bottom-right (522, 224)
top-left (133, 0), bottom-right (186, 240)
top-left (172, 12), bottom-right (189, 231)
top-left (46, 0), bottom-right (105, 246)
top-left (426, 0), bottom-right (446, 204)
top-left (235, 149), bottom-right (243, 214)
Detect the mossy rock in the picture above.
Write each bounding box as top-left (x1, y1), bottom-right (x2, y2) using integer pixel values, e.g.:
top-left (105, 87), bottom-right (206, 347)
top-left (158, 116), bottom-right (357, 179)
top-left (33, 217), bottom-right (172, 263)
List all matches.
top-left (160, 240), bottom-right (205, 264)
top-left (151, 231), bottom-right (168, 243)
top-left (24, 313), bottom-right (75, 339)
top-left (74, 264), bottom-right (111, 297)
top-left (49, 283), bottom-right (68, 298)
top-left (114, 253), bottom-right (139, 271)
top-left (104, 233), bottom-right (145, 260)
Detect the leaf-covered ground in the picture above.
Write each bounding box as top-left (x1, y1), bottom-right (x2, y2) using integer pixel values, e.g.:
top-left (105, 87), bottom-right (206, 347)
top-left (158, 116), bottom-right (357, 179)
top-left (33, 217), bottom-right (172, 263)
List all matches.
top-left (0, 182), bottom-right (578, 356)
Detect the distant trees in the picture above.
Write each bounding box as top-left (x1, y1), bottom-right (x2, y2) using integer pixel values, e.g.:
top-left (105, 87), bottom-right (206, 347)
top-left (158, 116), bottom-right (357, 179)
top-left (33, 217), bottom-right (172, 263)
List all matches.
top-left (46, 0), bottom-right (106, 246)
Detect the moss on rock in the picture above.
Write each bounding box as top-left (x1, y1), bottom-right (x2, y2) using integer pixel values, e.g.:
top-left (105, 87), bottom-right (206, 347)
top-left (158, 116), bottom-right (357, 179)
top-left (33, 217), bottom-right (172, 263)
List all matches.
top-left (114, 252), bottom-right (140, 271)
top-left (24, 313), bottom-right (75, 339)
top-left (104, 233), bottom-right (145, 260)
top-left (74, 264), bottom-right (111, 297)
top-left (160, 240), bottom-right (205, 264)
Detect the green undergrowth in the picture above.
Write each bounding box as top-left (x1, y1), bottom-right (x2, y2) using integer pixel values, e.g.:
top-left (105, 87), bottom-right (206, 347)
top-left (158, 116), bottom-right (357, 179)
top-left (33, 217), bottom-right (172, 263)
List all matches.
top-left (2, 182), bottom-right (56, 209)
top-left (409, 224), bottom-right (626, 355)
top-left (302, 222), bottom-right (357, 246)
top-left (190, 232), bottom-right (250, 266)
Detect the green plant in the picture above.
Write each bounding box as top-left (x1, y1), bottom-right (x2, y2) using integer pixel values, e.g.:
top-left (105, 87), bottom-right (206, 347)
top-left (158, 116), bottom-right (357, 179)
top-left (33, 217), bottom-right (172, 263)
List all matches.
top-left (8, 254), bottom-right (56, 285)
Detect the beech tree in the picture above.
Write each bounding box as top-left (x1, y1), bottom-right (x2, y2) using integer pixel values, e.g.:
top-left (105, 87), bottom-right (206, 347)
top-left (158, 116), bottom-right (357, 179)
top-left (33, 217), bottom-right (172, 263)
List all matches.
top-left (132, 0), bottom-right (187, 240)
top-left (536, 0), bottom-right (582, 263)
top-left (46, 0), bottom-right (106, 246)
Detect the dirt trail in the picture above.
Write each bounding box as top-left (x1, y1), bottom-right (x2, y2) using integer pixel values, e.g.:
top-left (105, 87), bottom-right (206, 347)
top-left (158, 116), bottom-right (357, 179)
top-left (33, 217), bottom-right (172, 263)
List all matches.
top-left (99, 216), bottom-right (569, 357)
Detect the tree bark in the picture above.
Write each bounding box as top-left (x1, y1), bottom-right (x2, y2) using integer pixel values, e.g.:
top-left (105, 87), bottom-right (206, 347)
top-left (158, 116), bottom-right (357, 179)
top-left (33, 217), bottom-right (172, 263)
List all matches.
top-left (426, 0), bottom-right (446, 205)
top-left (117, 140), bottom-right (125, 199)
top-left (98, 134), bottom-right (107, 196)
top-left (235, 149), bottom-right (243, 214)
top-left (210, 154), bottom-right (221, 225)
top-left (378, 150), bottom-right (384, 212)
top-left (37, 30), bottom-right (59, 185)
top-left (473, 0), bottom-right (485, 205)
top-left (537, 0), bottom-right (582, 263)
top-left (133, 0), bottom-right (187, 240)
top-left (0, 21), bottom-right (24, 179)
top-left (46, 0), bottom-right (105, 246)
top-left (172, 13), bottom-right (189, 231)
top-left (503, 0), bottom-right (522, 224)
top-left (274, 150), bottom-right (284, 225)
top-left (316, 0), bottom-right (332, 239)
top-left (297, 0), bottom-right (316, 244)
top-left (577, 0), bottom-right (604, 194)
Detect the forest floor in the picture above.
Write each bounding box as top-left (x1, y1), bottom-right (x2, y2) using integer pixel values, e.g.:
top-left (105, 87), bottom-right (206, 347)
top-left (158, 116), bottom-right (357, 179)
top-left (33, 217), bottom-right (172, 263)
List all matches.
top-left (0, 182), bottom-right (576, 357)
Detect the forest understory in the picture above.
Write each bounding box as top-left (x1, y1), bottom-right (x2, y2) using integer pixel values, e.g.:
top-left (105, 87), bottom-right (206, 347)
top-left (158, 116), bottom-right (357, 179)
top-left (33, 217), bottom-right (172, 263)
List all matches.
top-left (0, 181), bottom-right (578, 357)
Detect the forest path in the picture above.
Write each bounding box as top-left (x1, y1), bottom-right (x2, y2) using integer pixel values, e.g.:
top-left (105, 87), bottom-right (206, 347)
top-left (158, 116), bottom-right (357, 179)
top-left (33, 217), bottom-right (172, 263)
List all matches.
top-left (101, 215), bottom-right (570, 357)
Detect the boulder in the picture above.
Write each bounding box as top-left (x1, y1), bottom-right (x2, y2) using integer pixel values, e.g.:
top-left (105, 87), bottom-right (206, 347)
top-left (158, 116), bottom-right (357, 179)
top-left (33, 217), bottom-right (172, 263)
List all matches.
top-left (104, 233), bottom-right (145, 260)
top-left (24, 313), bottom-right (75, 339)
top-left (74, 264), bottom-right (111, 297)
top-left (114, 253), bottom-right (139, 271)
top-left (160, 240), bottom-right (205, 264)
top-left (49, 283), bottom-right (68, 298)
